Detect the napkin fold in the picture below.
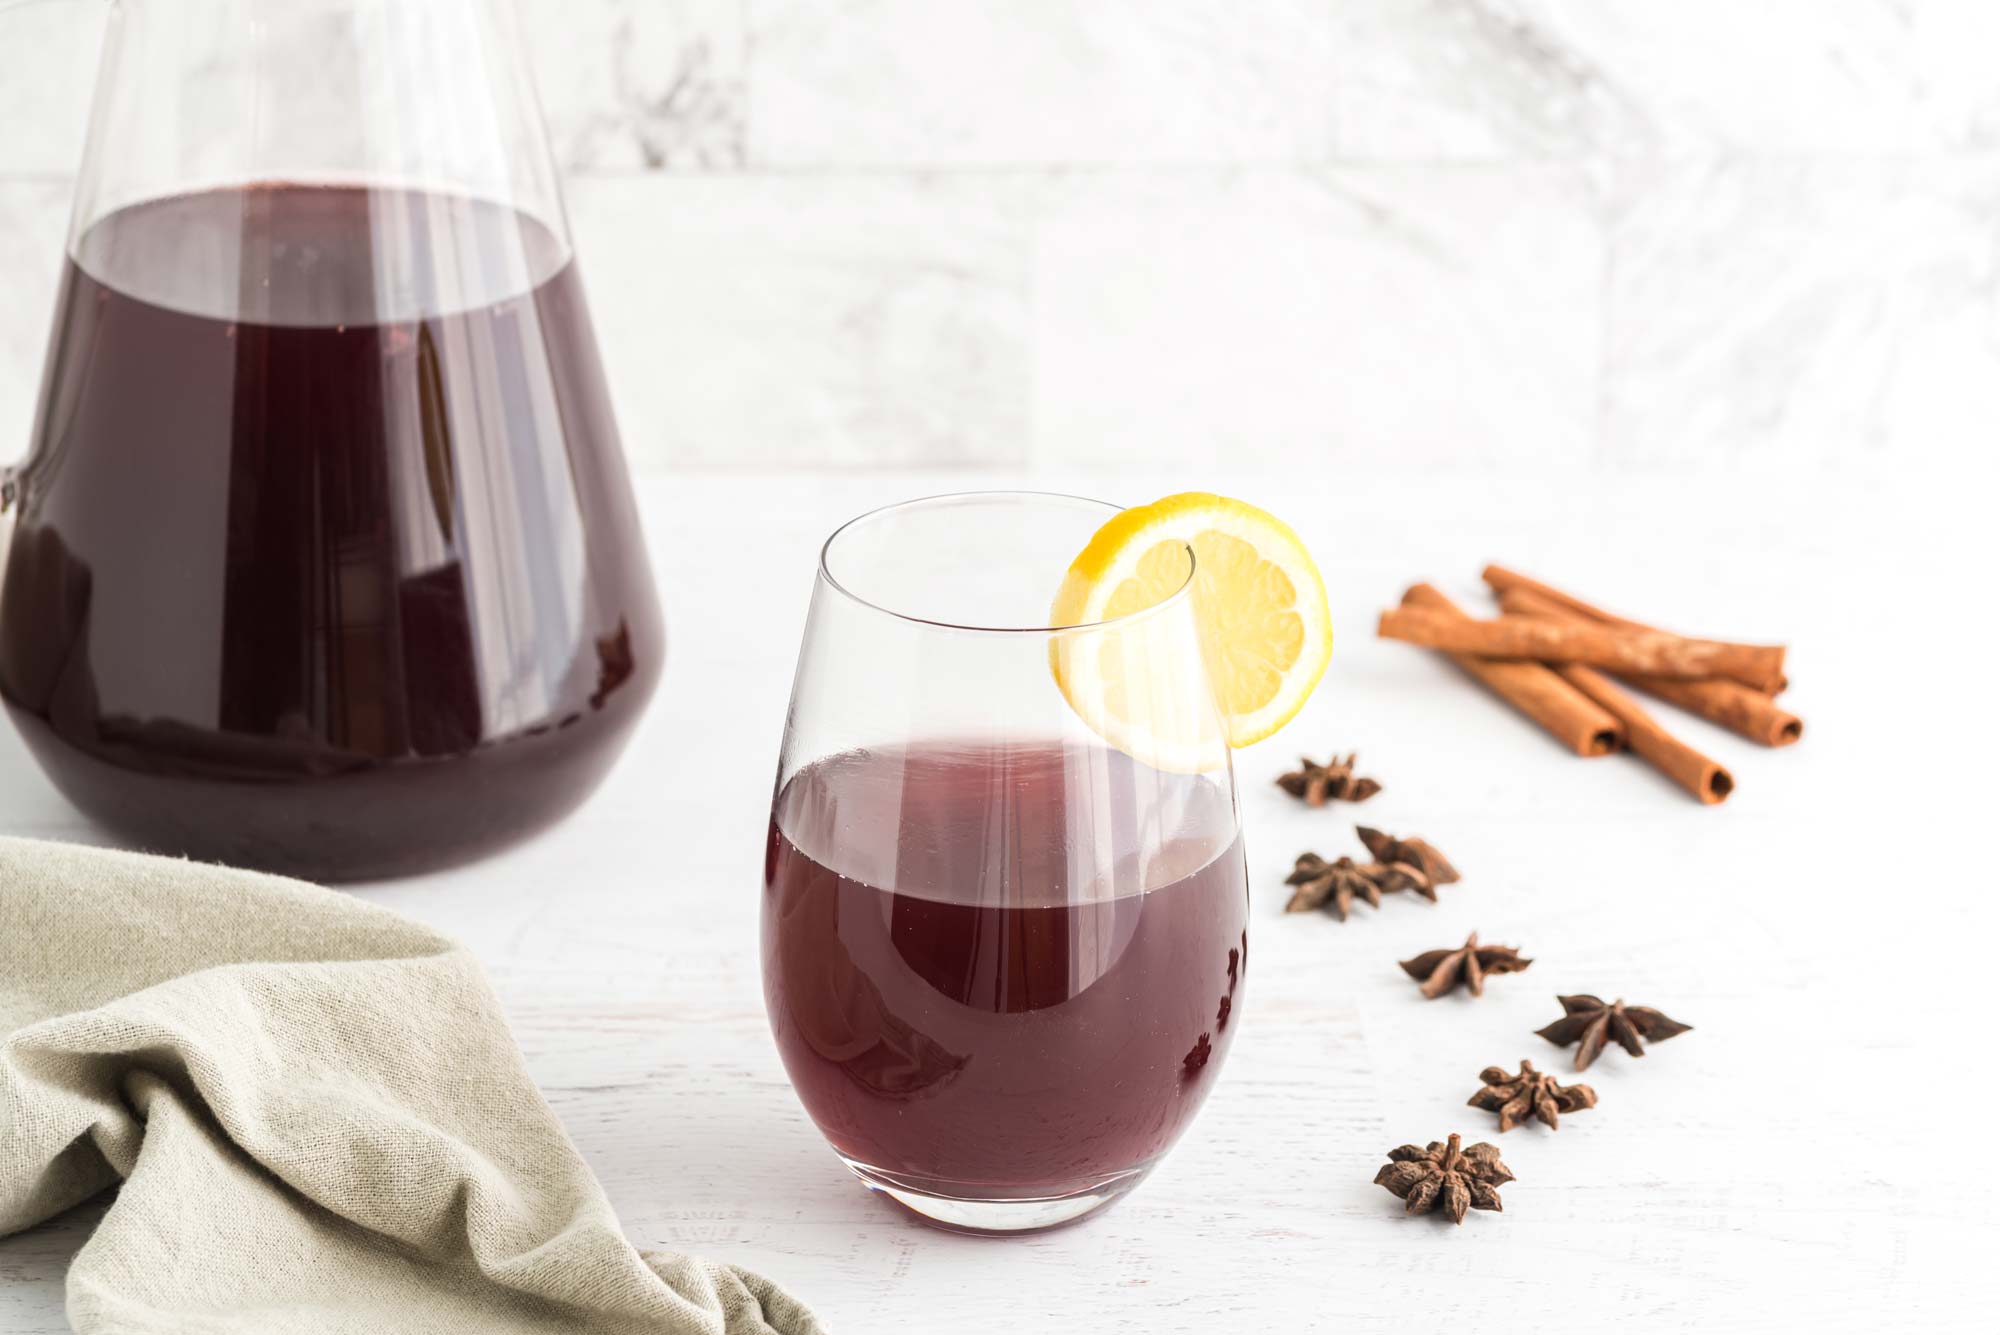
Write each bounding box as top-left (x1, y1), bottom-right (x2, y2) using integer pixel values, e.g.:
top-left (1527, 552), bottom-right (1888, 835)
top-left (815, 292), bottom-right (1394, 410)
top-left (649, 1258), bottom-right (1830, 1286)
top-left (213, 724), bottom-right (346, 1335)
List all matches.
top-left (0, 837), bottom-right (820, 1334)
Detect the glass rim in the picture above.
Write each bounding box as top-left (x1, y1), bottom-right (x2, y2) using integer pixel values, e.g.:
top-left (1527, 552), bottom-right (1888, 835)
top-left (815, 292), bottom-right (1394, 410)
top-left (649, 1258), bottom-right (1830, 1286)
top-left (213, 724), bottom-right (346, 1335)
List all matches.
top-left (817, 489), bottom-right (1198, 635)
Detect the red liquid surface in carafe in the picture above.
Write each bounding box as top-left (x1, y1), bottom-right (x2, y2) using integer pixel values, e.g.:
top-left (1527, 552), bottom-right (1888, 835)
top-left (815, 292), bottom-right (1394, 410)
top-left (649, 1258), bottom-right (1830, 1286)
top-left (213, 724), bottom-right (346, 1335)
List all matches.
top-left (762, 740), bottom-right (1248, 1198)
top-left (0, 184), bottom-right (661, 880)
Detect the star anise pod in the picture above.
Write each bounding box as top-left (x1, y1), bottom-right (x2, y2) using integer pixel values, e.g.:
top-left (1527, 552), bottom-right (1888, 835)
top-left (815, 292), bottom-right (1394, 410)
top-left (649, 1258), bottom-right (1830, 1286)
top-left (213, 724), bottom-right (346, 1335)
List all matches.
top-left (1283, 852), bottom-right (1382, 919)
top-left (1276, 753), bottom-right (1380, 806)
top-left (1536, 995), bottom-right (1692, 1071)
top-left (1373, 1133), bottom-right (1512, 1224)
top-left (1467, 1059), bottom-right (1596, 1131)
top-left (1400, 932), bottom-right (1531, 999)
top-left (1356, 826), bottom-right (1460, 901)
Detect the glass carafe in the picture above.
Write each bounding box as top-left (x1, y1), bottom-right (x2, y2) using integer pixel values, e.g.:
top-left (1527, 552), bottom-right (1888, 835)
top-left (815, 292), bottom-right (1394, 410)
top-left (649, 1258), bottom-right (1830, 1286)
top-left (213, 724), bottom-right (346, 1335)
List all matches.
top-left (0, 0), bottom-right (663, 880)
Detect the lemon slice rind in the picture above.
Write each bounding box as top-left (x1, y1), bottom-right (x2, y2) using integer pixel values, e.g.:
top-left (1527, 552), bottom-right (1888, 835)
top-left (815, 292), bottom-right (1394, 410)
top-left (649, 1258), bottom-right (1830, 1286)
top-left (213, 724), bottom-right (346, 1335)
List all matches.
top-left (1051, 492), bottom-right (1331, 755)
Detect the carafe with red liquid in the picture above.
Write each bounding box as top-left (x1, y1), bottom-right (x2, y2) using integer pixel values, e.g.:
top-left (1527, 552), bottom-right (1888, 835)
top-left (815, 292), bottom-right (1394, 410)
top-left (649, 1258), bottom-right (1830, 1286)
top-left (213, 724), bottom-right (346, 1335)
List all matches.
top-left (0, 0), bottom-right (661, 879)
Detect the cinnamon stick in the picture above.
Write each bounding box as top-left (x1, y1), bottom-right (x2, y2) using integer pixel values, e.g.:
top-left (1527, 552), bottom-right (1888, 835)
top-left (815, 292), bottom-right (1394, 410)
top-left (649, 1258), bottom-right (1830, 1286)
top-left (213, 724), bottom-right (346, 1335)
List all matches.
top-left (1480, 564), bottom-right (1654, 632)
top-left (1398, 583), bottom-right (1624, 757)
top-left (1560, 667), bottom-right (1735, 804)
top-left (1617, 673), bottom-right (1801, 746)
top-left (1496, 596), bottom-right (1734, 803)
top-left (1377, 605), bottom-right (1786, 693)
top-left (1483, 563), bottom-right (1791, 695)
top-left (1494, 586), bottom-right (1802, 747)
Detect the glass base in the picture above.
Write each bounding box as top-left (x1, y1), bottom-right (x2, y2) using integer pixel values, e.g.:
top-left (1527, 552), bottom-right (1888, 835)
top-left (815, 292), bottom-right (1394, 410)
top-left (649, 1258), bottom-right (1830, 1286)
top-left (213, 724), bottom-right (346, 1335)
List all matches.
top-left (840, 1157), bottom-right (1152, 1235)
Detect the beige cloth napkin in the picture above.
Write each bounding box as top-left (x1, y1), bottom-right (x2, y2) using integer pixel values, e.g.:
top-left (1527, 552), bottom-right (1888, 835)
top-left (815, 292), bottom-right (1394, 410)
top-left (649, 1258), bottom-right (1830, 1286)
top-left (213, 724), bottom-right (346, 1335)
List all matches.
top-left (0, 837), bottom-right (821, 1334)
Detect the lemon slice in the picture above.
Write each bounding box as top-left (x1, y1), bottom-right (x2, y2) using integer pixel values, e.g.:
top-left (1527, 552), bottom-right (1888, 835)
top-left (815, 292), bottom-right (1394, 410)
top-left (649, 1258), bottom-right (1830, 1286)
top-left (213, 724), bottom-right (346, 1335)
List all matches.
top-left (1051, 492), bottom-right (1331, 753)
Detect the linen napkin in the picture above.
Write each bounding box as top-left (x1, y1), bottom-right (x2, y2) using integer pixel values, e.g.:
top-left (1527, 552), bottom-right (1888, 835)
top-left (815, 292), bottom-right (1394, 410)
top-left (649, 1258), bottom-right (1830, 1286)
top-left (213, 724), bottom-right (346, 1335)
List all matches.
top-left (0, 836), bottom-right (820, 1334)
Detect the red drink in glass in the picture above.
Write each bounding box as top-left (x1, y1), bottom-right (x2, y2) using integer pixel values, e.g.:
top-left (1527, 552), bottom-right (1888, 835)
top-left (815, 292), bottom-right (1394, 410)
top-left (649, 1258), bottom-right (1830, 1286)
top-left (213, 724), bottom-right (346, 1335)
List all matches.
top-left (763, 739), bottom-right (1248, 1221)
top-left (763, 491), bottom-right (1244, 1231)
top-left (0, 184), bottom-right (661, 879)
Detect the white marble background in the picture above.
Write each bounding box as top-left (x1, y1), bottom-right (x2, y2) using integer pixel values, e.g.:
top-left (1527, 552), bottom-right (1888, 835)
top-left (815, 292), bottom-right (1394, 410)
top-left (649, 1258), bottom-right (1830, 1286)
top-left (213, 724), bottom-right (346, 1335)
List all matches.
top-left (1, 0), bottom-right (1996, 474)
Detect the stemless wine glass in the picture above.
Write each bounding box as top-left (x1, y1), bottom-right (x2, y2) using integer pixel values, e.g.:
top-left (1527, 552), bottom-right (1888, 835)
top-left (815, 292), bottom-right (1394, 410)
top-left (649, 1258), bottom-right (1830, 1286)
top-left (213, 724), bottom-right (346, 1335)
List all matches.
top-left (761, 492), bottom-right (1248, 1234)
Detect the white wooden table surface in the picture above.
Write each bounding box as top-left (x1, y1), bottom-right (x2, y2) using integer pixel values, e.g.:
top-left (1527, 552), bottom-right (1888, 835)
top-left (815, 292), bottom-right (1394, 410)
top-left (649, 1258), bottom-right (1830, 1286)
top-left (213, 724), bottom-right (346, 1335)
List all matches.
top-left (3, 466), bottom-right (1993, 1333)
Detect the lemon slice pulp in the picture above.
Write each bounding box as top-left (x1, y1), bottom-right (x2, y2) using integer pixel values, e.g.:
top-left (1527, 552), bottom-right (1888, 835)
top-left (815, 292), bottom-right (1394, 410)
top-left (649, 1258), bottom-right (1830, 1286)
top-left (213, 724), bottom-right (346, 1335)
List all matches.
top-left (1051, 492), bottom-right (1331, 752)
